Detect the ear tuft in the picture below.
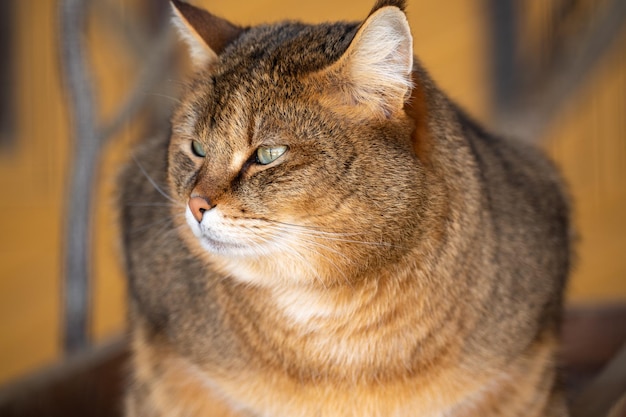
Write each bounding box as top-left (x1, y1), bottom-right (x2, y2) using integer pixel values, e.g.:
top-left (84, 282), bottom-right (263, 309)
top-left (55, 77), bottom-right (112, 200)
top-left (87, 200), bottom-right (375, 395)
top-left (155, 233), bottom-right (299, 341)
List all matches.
top-left (369, 0), bottom-right (407, 14)
top-left (170, 0), bottom-right (244, 68)
top-left (324, 6), bottom-right (414, 118)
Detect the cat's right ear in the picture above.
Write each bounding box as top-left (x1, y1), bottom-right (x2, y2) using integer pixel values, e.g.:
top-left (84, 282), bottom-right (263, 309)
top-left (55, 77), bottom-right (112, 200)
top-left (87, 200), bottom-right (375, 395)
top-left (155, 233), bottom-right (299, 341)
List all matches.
top-left (170, 0), bottom-right (244, 68)
top-left (311, 5), bottom-right (414, 119)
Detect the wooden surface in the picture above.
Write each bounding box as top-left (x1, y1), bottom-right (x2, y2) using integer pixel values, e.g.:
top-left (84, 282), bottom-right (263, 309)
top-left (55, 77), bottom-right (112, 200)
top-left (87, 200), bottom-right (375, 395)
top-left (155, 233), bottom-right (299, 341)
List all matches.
top-left (0, 0), bottom-right (624, 386)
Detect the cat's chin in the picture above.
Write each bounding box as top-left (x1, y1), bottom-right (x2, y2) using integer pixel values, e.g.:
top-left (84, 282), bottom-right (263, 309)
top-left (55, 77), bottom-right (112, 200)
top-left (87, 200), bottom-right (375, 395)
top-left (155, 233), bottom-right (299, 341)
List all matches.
top-left (210, 255), bottom-right (319, 288)
top-left (195, 236), bottom-right (280, 260)
top-left (197, 237), bottom-right (249, 257)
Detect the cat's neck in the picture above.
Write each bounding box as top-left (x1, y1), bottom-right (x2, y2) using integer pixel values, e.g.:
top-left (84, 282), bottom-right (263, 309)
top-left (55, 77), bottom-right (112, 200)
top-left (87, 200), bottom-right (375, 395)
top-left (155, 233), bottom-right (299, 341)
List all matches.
top-left (211, 239), bottom-right (478, 382)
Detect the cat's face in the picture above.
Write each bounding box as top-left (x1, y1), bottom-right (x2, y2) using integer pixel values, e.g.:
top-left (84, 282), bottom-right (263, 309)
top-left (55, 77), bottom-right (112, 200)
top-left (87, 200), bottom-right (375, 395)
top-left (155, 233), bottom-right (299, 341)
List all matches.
top-left (167, 2), bottom-right (425, 286)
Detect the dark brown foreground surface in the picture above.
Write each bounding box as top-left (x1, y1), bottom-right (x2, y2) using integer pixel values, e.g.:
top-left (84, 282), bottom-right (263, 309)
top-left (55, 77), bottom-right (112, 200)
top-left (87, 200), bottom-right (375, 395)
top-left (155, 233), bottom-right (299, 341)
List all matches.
top-left (1, 305), bottom-right (625, 417)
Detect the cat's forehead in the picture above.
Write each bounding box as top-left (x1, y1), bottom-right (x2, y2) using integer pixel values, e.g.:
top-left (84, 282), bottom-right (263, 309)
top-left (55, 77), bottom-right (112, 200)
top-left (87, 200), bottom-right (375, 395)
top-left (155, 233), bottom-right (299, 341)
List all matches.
top-left (177, 21), bottom-right (359, 143)
top-left (177, 83), bottom-right (301, 152)
top-left (216, 20), bottom-right (358, 83)
top-left (173, 18), bottom-right (368, 157)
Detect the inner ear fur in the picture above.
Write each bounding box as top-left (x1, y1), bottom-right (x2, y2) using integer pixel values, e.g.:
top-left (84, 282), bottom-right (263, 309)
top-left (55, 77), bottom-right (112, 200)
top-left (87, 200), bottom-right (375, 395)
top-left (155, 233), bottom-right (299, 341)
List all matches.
top-left (171, 0), bottom-right (245, 68)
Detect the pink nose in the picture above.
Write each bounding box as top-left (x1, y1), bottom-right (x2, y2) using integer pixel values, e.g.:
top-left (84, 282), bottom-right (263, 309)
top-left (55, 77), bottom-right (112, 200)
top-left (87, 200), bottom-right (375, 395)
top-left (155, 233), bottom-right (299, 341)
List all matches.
top-left (189, 196), bottom-right (212, 222)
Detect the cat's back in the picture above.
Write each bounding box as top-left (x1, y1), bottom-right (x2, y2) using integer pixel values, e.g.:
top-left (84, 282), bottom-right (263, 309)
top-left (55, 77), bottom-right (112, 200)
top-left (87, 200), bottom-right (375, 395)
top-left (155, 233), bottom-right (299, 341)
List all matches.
top-left (449, 110), bottom-right (572, 360)
top-left (459, 112), bottom-right (571, 267)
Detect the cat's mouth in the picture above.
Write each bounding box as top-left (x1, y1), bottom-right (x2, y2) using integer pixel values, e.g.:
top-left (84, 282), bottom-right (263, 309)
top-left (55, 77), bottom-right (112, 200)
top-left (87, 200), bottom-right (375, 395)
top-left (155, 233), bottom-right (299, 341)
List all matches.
top-left (184, 205), bottom-right (274, 257)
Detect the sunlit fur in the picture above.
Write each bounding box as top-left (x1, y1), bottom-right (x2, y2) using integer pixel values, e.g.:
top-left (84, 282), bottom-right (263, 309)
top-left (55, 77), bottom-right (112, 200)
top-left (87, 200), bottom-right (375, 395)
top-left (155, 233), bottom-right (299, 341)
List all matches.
top-left (119, 1), bottom-right (572, 416)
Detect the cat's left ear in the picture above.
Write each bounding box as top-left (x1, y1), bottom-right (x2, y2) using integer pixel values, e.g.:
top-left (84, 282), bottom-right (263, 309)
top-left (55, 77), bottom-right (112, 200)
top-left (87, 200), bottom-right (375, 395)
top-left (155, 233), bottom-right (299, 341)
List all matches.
top-left (170, 0), bottom-right (244, 68)
top-left (317, 5), bottom-right (414, 118)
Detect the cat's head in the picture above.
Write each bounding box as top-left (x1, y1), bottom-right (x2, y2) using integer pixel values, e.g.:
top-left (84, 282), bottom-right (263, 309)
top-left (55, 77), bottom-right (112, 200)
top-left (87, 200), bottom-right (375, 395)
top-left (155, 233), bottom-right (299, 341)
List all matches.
top-left (167, 0), bottom-right (432, 287)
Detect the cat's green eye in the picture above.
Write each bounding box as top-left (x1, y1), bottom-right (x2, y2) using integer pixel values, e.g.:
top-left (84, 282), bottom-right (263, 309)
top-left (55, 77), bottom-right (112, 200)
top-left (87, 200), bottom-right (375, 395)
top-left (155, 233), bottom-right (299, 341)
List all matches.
top-left (191, 140), bottom-right (207, 158)
top-left (256, 145), bottom-right (288, 165)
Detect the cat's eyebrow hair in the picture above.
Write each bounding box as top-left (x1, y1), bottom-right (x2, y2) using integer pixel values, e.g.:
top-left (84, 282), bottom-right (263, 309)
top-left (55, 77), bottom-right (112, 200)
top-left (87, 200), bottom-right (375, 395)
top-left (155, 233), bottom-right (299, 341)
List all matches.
top-left (189, 102), bottom-right (208, 139)
top-left (246, 112), bottom-right (257, 147)
top-left (196, 105), bottom-right (218, 139)
top-left (193, 120), bottom-right (208, 142)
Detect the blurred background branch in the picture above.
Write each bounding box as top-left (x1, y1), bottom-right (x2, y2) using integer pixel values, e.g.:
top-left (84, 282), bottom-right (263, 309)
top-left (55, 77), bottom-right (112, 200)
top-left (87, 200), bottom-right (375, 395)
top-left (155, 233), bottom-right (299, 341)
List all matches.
top-left (59, 0), bottom-right (173, 355)
top-left (59, 0), bottom-right (98, 354)
top-left (489, 0), bottom-right (626, 141)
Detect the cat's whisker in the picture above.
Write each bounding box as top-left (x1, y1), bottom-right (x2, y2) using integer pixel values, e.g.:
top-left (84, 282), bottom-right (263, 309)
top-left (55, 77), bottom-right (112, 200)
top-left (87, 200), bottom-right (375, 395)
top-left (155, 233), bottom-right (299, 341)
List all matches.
top-left (148, 93), bottom-right (183, 105)
top-left (129, 218), bottom-right (172, 236)
top-left (282, 245), bottom-right (330, 289)
top-left (279, 228), bottom-right (356, 266)
top-left (295, 231), bottom-right (393, 247)
top-left (124, 201), bottom-right (179, 208)
top-left (254, 228), bottom-right (329, 289)
top-left (128, 213), bottom-right (185, 236)
top-left (314, 235), bottom-right (405, 250)
top-left (263, 223), bottom-right (358, 262)
top-left (164, 78), bottom-right (187, 87)
top-left (268, 221), bottom-right (408, 248)
top-left (153, 223), bottom-right (189, 252)
top-left (290, 240), bottom-right (351, 288)
top-left (264, 228), bottom-right (351, 287)
top-left (265, 221), bottom-right (405, 250)
top-left (131, 153), bottom-right (183, 207)
top-left (268, 220), bottom-right (365, 237)
top-left (131, 226), bottom-right (175, 249)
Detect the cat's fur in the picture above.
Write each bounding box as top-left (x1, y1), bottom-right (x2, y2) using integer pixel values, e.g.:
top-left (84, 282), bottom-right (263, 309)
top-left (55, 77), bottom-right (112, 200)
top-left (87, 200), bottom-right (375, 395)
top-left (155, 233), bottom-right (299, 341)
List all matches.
top-left (119, 0), bottom-right (572, 416)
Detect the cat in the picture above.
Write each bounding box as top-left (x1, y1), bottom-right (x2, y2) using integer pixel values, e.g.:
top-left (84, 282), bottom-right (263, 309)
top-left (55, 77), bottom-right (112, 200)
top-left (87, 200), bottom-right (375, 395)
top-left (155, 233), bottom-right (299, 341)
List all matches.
top-left (119, 0), bottom-right (572, 416)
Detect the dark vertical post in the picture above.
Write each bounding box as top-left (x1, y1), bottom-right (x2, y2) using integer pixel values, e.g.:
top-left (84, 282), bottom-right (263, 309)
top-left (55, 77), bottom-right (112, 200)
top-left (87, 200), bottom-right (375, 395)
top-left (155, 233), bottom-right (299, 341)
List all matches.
top-left (0, 0), bottom-right (14, 148)
top-left (59, 0), bottom-right (98, 354)
top-left (486, 0), bottom-right (519, 117)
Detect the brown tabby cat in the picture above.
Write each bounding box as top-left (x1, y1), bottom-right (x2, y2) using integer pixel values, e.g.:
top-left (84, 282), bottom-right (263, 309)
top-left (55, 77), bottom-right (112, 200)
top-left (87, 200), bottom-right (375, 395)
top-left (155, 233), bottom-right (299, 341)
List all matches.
top-left (119, 0), bottom-right (572, 415)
